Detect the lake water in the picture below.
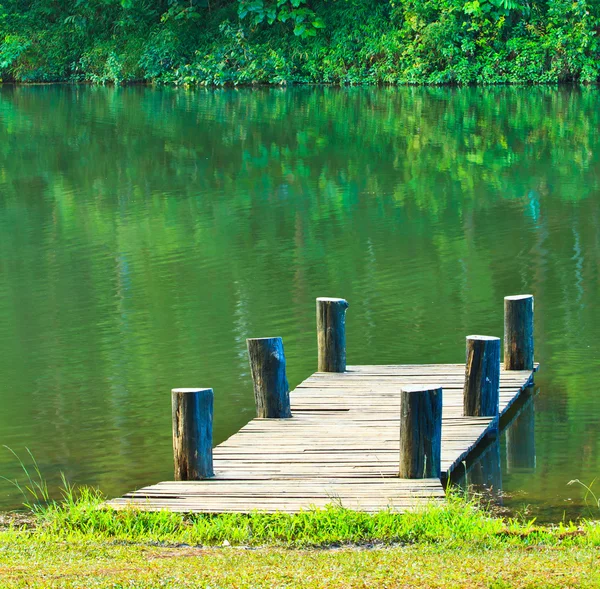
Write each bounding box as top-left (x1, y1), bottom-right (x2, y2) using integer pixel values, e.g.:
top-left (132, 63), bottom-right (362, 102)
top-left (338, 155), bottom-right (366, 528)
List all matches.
top-left (0, 85), bottom-right (598, 521)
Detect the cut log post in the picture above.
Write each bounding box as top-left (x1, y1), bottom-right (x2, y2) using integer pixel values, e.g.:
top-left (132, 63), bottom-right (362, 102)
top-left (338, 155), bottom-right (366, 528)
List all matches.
top-left (246, 337), bottom-right (291, 418)
top-left (464, 335), bottom-right (500, 417)
top-left (316, 297), bottom-right (349, 372)
top-left (172, 388), bottom-right (214, 480)
top-left (399, 386), bottom-right (443, 479)
top-left (504, 294), bottom-right (534, 370)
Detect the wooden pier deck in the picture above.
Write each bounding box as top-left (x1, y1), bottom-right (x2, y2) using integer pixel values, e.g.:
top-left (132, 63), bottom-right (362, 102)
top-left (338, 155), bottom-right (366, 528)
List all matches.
top-left (109, 363), bottom-right (535, 513)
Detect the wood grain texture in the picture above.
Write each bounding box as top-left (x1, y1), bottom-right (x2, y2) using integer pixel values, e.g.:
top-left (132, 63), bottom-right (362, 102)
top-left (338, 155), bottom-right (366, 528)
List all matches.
top-left (172, 388), bottom-right (214, 480)
top-left (111, 363), bottom-right (535, 513)
top-left (247, 337), bottom-right (291, 418)
top-left (316, 297), bottom-right (349, 372)
top-left (504, 295), bottom-right (534, 370)
top-left (464, 335), bottom-right (500, 417)
top-left (399, 386), bottom-right (442, 478)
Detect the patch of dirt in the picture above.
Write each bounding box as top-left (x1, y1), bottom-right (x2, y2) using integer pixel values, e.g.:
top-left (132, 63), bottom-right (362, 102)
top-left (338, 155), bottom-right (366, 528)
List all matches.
top-left (0, 512), bottom-right (36, 530)
top-left (146, 547), bottom-right (209, 559)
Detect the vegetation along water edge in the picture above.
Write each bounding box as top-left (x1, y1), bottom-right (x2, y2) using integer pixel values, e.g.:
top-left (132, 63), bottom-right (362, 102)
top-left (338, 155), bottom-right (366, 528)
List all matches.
top-left (0, 0), bottom-right (599, 85)
top-left (1, 487), bottom-right (600, 587)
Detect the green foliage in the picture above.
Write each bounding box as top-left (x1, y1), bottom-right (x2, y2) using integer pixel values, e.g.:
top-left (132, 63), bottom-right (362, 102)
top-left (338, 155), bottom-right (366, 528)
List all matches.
top-left (78, 37), bottom-right (145, 83)
top-left (161, 0), bottom-right (210, 23)
top-left (238, 0), bottom-right (324, 38)
top-left (175, 21), bottom-right (294, 85)
top-left (0, 0), bottom-right (597, 84)
top-left (0, 35), bottom-right (29, 73)
top-left (138, 28), bottom-right (186, 79)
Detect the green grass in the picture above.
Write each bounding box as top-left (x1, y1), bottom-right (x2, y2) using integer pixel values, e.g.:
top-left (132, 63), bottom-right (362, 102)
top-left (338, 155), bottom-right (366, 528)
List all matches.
top-left (2, 540), bottom-right (600, 588)
top-left (3, 486), bottom-right (600, 549)
top-left (1, 490), bottom-right (600, 587)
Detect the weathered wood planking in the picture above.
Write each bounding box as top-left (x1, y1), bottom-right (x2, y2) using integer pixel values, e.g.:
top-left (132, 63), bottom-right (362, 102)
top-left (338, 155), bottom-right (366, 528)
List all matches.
top-left (109, 363), bottom-right (535, 513)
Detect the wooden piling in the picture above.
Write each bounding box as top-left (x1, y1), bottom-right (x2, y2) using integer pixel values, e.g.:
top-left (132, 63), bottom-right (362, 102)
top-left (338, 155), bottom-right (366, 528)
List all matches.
top-left (504, 294), bottom-right (534, 370)
top-left (246, 337), bottom-right (291, 418)
top-left (399, 386), bottom-right (442, 479)
top-left (172, 388), bottom-right (214, 480)
top-left (316, 297), bottom-right (349, 372)
top-left (464, 335), bottom-right (500, 417)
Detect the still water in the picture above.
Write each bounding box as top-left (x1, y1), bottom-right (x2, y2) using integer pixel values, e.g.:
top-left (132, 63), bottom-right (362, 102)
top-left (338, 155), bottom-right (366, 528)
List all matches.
top-left (0, 85), bottom-right (598, 521)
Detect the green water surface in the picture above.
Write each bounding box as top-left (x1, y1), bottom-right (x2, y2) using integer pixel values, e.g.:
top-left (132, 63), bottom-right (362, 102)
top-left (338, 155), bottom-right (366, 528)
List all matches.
top-left (0, 85), bottom-right (598, 521)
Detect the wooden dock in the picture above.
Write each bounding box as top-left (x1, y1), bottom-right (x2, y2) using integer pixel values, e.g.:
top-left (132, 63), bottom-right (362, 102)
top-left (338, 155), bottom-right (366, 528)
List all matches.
top-left (108, 363), bottom-right (535, 513)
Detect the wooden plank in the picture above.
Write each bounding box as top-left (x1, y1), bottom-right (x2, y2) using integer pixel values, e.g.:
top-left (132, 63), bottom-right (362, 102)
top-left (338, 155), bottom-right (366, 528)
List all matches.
top-left (108, 363), bottom-right (535, 514)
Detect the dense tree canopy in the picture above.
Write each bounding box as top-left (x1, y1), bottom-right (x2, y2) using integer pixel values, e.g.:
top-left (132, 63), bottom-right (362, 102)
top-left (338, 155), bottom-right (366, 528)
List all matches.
top-left (0, 0), bottom-right (598, 83)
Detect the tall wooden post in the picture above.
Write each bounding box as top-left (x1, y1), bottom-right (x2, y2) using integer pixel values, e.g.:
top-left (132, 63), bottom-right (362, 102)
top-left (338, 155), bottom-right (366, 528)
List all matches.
top-left (246, 337), bottom-right (291, 418)
top-left (464, 335), bottom-right (500, 417)
top-left (504, 294), bottom-right (534, 370)
top-left (316, 297), bottom-right (349, 372)
top-left (399, 386), bottom-right (442, 479)
top-left (172, 388), bottom-right (214, 480)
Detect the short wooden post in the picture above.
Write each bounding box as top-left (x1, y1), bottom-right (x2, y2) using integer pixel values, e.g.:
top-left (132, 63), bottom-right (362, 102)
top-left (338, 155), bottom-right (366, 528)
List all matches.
top-left (172, 388), bottom-right (214, 480)
top-left (464, 335), bottom-right (500, 417)
top-left (504, 294), bottom-right (534, 370)
top-left (399, 386), bottom-right (442, 479)
top-left (316, 297), bottom-right (349, 372)
top-left (246, 337), bottom-right (291, 418)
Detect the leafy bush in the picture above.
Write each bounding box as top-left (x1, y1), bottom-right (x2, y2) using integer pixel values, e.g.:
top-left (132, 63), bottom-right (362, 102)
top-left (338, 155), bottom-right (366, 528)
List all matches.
top-left (139, 28), bottom-right (186, 80)
top-left (0, 0), bottom-right (597, 85)
top-left (0, 35), bottom-right (30, 80)
top-left (78, 38), bottom-right (144, 84)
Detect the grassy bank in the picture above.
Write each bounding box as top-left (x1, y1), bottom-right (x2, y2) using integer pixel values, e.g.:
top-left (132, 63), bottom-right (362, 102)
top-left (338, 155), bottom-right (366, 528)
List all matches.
top-left (0, 0), bottom-right (599, 85)
top-left (9, 488), bottom-right (599, 548)
top-left (1, 490), bottom-right (600, 587)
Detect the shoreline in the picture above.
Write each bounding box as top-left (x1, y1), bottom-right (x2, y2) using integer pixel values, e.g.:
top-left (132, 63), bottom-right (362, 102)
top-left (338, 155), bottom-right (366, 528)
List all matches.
top-left (1, 80), bottom-right (599, 88)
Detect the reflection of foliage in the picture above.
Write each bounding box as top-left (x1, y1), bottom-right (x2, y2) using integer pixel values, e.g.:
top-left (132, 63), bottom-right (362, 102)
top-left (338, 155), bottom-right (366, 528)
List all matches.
top-left (0, 86), bottom-right (598, 210)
